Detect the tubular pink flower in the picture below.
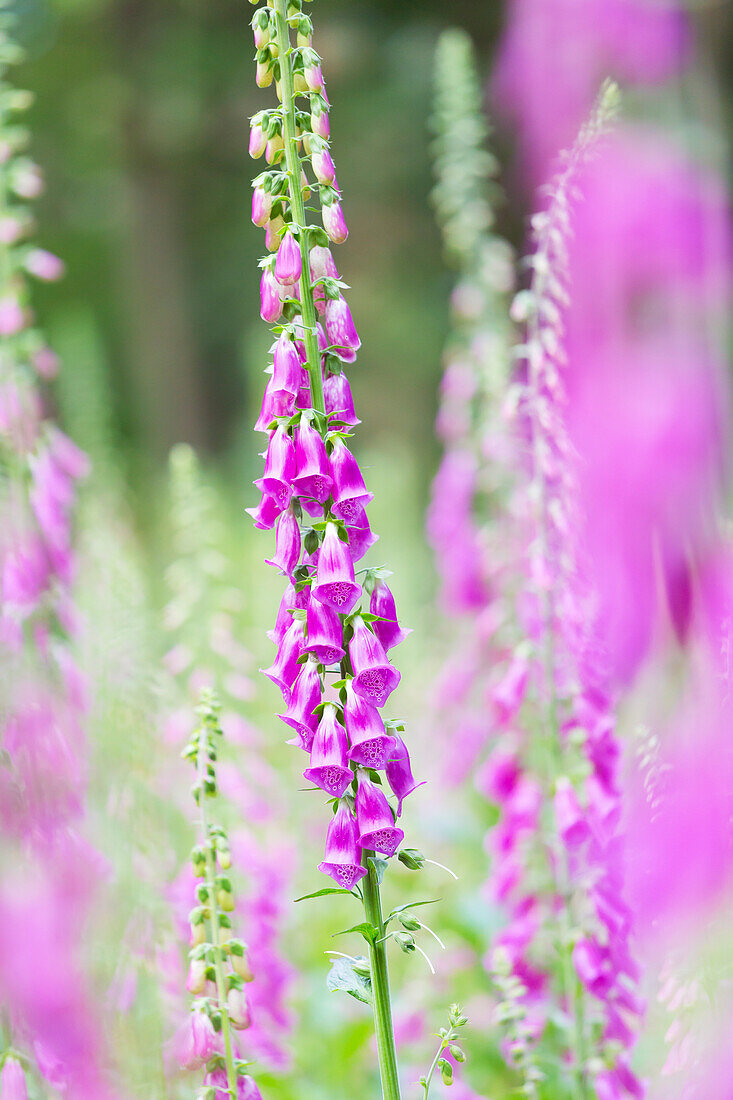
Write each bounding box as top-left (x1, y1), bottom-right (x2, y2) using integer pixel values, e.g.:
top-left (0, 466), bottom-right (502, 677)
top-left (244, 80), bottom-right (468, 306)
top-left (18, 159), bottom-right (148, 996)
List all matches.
top-left (329, 439), bottom-right (373, 522)
top-left (385, 735), bottom-right (424, 816)
top-left (227, 987), bottom-right (252, 1030)
top-left (245, 490), bottom-right (284, 530)
top-left (318, 799), bottom-right (368, 889)
top-left (0, 1057), bottom-right (28, 1100)
top-left (343, 679), bottom-right (395, 769)
top-left (249, 120), bottom-right (267, 159)
top-left (264, 508), bottom-right (301, 577)
top-left (267, 580), bottom-right (309, 644)
top-left (344, 505), bottom-right (378, 562)
top-left (369, 581), bottom-right (411, 652)
top-left (272, 331), bottom-right (303, 400)
top-left (355, 771), bottom-right (404, 857)
top-left (303, 704), bottom-right (352, 796)
top-left (260, 617), bottom-right (306, 700)
top-left (292, 418), bottom-right (332, 506)
top-left (324, 370), bottom-right (360, 426)
top-left (259, 266), bottom-right (282, 323)
top-left (25, 248), bottom-right (64, 281)
top-left (349, 616), bottom-right (400, 709)
top-left (311, 144), bottom-right (336, 186)
top-left (305, 597), bottom-right (344, 665)
top-left (277, 657), bottom-right (322, 750)
top-left (325, 296), bottom-right (360, 362)
top-left (258, 425), bottom-right (296, 510)
top-left (304, 58), bottom-right (324, 93)
top-left (179, 1010), bottom-right (221, 1071)
top-left (0, 297), bottom-right (25, 335)
top-left (322, 199), bottom-right (348, 244)
top-left (311, 101), bottom-right (330, 140)
top-left (251, 185), bottom-right (273, 227)
top-left (311, 521), bottom-right (361, 614)
top-left (274, 231), bottom-right (301, 285)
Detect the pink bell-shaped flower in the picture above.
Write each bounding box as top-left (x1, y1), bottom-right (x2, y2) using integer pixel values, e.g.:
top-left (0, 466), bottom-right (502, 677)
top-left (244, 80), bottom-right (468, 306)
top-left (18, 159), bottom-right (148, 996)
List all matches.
top-left (311, 522), bottom-right (361, 614)
top-left (305, 597), bottom-right (345, 665)
top-left (329, 439), bottom-right (373, 523)
top-left (303, 703), bottom-right (352, 797)
top-left (355, 771), bottom-right (404, 857)
top-left (349, 616), bottom-right (400, 709)
top-left (344, 679), bottom-right (395, 769)
top-left (318, 799), bottom-right (368, 889)
top-left (278, 657), bottom-right (322, 751)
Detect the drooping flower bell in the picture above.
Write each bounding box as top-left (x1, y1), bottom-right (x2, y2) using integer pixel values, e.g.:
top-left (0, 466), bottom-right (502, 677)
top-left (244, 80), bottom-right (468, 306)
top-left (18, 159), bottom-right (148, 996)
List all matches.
top-left (271, 332), bottom-right (303, 407)
top-left (311, 521), bottom-right (361, 614)
top-left (370, 580), bottom-right (412, 652)
top-left (344, 679), bottom-right (395, 769)
top-left (292, 418), bottom-right (332, 509)
top-left (227, 987), bottom-right (252, 1030)
top-left (324, 370), bottom-right (360, 426)
top-left (260, 266), bottom-right (283, 323)
top-left (267, 580), bottom-right (309, 644)
top-left (355, 771), bottom-right (404, 857)
top-left (385, 734), bottom-right (425, 816)
top-left (245, 490), bottom-right (283, 531)
top-left (260, 617), bottom-right (306, 700)
top-left (349, 616), bottom-right (400, 708)
top-left (329, 439), bottom-right (373, 523)
top-left (325, 296), bottom-right (361, 362)
top-left (274, 230), bottom-right (302, 285)
top-left (322, 198), bottom-right (348, 244)
top-left (258, 425), bottom-right (296, 511)
top-left (264, 508), bottom-right (301, 577)
top-left (251, 184), bottom-right (273, 228)
top-left (303, 703), bottom-right (352, 797)
top-left (318, 799), bottom-right (368, 889)
top-left (554, 777), bottom-right (590, 850)
top-left (343, 506), bottom-right (378, 563)
top-left (278, 657), bottom-right (322, 751)
top-left (305, 597), bottom-right (345, 665)
top-left (176, 1009), bottom-right (221, 1071)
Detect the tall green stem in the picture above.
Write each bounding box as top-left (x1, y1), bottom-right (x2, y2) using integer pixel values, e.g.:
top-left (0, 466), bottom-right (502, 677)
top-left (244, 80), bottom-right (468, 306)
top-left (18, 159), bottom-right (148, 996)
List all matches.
top-left (362, 852), bottom-right (403, 1100)
top-left (198, 751), bottom-right (238, 1099)
top-left (272, 0), bottom-right (325, 414)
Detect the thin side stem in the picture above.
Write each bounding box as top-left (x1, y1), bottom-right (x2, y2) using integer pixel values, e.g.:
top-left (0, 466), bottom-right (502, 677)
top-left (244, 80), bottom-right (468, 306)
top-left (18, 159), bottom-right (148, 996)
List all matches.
top-left (198, 754), bottom-right (238, 1099)
top-left (272, 0), bottom-right (325, 414)
top-left (361, 851), bottom-right (403, 1100)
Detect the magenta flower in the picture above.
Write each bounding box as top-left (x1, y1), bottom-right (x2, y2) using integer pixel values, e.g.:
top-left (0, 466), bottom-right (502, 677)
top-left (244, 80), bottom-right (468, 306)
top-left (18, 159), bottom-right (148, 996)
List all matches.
top-left (277, 658), bottom-right (321, 750)
top-left (272, 332), bottom-right (303, 402)
top-left (325, 296), bottom-right (360, 362)
top-left (318, 800), bottom-right (368, 889)
top-left (260, 266), bottom-right (282, 323)
top-left (305, 597), bottom-right (345, 665)
top-left (303, 704), bottom-right (352, 796)
top-left (267, 580), bottom-right (309, 644)
top-left (245, 491), bottom-right (283, 530)
top-left (311, 100), bottom-right (330, 140)
top-left (292, 418), bottom-right (332, 507)
top-left (264, 508), bottom-right (301, 577)
top-left (344, 679), bottom-right (395, 769)
top-left (258, 425), bottom-right (296, 510)
top-left (349, 616), bottom-right (400, 709)
top-left (274, 231), bottom-right (301, 285)
top-left (311, 521), bottom-right (361, 614)
top-left (554, 777), bottom-right (590, 850)
top-left (260, 617), bottom-right (306, 700)
top-left (329, 439), bottom-right (373, 522)
top-left (0, 297), bottom-right (25, 335)
top-left (324, 370), bottom-right (360, 426)
top-left (343, 506), bottom-right (378, 563)
top-left (174, 1010), bottom-right (221, 1071)
top-left (369, 581), bottom-right (411, 652)
top-left (385, 735), bottom-right (424, 816)
top-left (355, 771), bottom-right (404, 857)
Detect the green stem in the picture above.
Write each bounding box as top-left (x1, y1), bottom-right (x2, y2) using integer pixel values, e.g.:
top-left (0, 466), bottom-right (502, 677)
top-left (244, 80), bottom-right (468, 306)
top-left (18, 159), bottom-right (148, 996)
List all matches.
top-left (272, 0), bottom-right (325, 414)
top-left (198, 754), bottom-right (238, 1099)
top-left (528, 232), bottom-right (589, 1100)
top-left (362, 852), bottom-right (403, 1100)
top-left (421, 1039), bottom-right (447, 1100)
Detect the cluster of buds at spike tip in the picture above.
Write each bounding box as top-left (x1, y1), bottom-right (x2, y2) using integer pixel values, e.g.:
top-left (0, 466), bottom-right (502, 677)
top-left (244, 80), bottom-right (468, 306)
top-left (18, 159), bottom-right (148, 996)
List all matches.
top-left (246, 0), bottom-right (421, 886)
top-left (179, 691), bottom-right (261, 1100)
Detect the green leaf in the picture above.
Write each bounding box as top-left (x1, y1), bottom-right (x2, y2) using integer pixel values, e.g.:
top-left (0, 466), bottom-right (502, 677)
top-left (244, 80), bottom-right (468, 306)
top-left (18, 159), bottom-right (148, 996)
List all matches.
top-left (331, 921), bottom-right (377, 944)
top-left (326, 955), bottom-right (373, 1005)
top-left (293, 887), bottom-right (357, 903)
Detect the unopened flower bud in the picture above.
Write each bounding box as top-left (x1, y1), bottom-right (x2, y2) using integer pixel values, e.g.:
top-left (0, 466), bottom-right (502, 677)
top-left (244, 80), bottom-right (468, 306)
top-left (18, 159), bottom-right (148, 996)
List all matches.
top-left (190, 920), bottom-right (206, 947)
top-left (0, 1057), bottom-right (28, 1100)
top-left (265, 214), bottom-right (285, 252)
top-left (251, 184), bottom-right (273, 227)
top-left (265, 132), bottom-right (284, 164)
top-left (322, 199), bottom-right (348, 244)
top-left (439, 1059), bottom-right (453, 1086)
top-left (232, 949), bottom-right (255, 982)
top-left (256, 58), bottom-right (274, 88)
top-left (226, 987), bottom-right (251, 1030)
top-left (249, 120), bottom-right (267, 159)
top-left (186, 957), bottom-right (207, 995)
top-left (217, 888), bottom-right (235, 912)
top-left (25, 248), bottom-right (64, 281)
